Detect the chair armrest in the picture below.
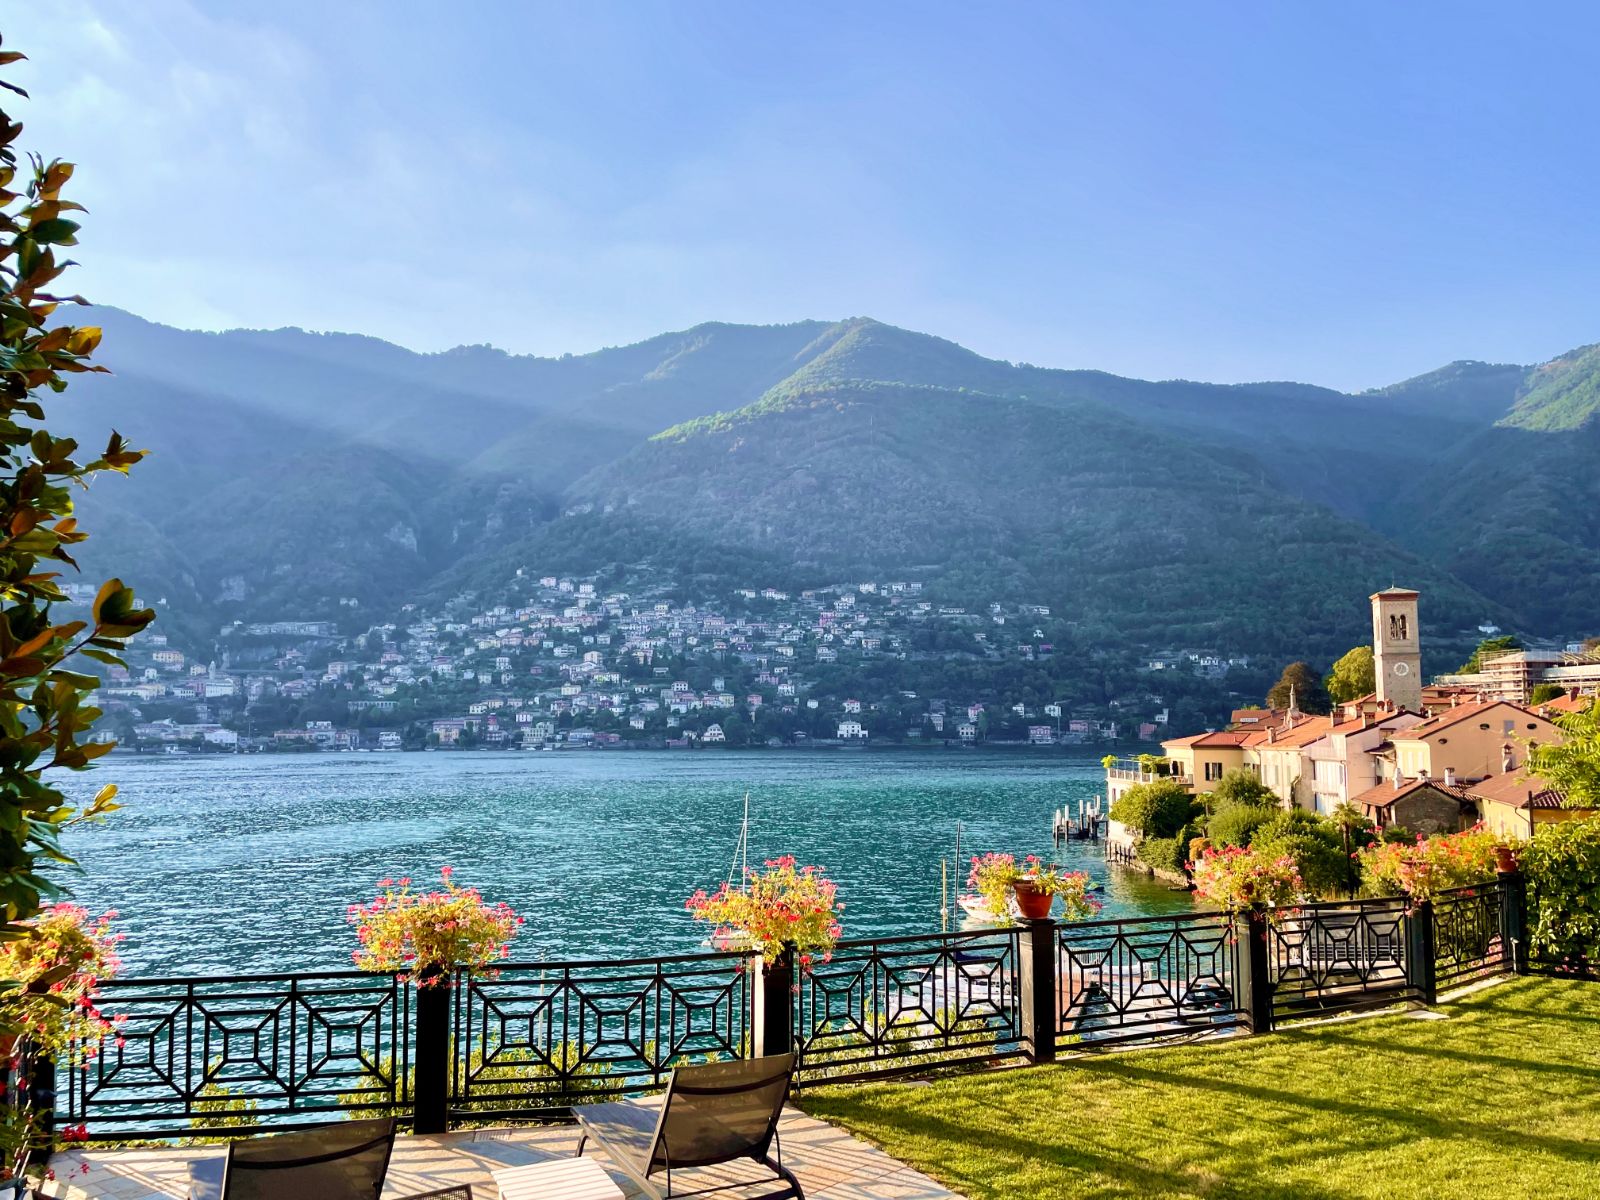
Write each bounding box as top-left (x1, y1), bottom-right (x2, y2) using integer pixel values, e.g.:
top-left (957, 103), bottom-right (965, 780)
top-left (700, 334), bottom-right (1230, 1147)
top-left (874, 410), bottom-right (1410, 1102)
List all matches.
top-left (391, 1187), bottom-right (472, 1200)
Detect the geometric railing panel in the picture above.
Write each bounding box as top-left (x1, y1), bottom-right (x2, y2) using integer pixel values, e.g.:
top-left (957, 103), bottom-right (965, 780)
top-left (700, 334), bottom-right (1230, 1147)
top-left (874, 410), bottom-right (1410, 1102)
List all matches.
top-left (1432, 884), bottom-right (1508, 989)
top-left (63, 971), bottom-right (409, 1140)
top-left (1057, 913), bottom-right (1244, 1049)
top-left (450, 951), bottom-right (751, 1120)
top-left (1268, 897), bottom-right (1410, 1019)
top-left (795, 929), bottom-right (1020, 1081)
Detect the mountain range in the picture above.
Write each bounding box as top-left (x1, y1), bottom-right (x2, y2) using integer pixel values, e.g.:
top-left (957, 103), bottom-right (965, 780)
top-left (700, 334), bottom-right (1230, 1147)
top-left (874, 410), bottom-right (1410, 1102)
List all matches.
top-left (55, 307), bottom-right (1600, 664)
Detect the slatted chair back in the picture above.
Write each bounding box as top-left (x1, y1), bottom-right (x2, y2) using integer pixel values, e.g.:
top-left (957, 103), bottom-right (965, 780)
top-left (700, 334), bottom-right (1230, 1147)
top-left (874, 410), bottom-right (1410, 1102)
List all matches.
top-left (219, 1117), bottom-right (397, 1200)
top-left (647, 1052), bottom-right (796, 1173)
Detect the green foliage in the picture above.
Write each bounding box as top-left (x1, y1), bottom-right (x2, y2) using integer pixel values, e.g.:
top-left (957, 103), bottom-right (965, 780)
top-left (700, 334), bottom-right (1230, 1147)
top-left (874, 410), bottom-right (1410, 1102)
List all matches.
top-left (1522, 815), bottom-right (1600, 971)
top-left (1459, 635), bottom-right (1522, 674)
top-left (1526, 696), bottom-right (1600, 809)
top-left (185, 1079), bottom-right (260, 1144)
top-left (1251, 809), bottom-right (1356, 899)
top-left (1528, 682), bottom-right (1567, 706)
top-left (1109, 778), bottom-right (1198, 839)
top-left (1324, 645), bottom-right (1375, 704)
top-left (1207, 802), bottom-right (1276, 849)
top-left (1207, 767), bottom-right (1277, 811)
top-left (0, 48), bottom-right (153, 938)
top-left (1266, 661), bottom-right (1330, 714)
top-left (1135, 834), bottom-right (1187, 875)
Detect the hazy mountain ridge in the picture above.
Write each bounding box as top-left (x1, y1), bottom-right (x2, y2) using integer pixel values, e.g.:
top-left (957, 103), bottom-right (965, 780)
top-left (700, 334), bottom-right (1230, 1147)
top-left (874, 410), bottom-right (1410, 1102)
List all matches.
top-left (53, 308), bottom-right (1600, 655)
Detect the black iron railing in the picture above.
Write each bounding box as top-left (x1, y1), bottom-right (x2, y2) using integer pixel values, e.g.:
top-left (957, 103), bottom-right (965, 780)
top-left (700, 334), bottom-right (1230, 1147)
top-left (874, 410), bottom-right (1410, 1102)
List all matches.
top-left (449, 951), bottom-right (752, 1121)
top-left (1056, 912), bottom-right (1245, 1049)
top-left (792, 928), bottom-right (1021, 1081)
top-left (62, 970), bottom-right (410, 1140)
top-left (1268, 896), bottom-right (1412, 1020)
top-left (1432, 884), bottom-right (1510, 989)
top-left (54, 875), bottom-right (1545, 1139)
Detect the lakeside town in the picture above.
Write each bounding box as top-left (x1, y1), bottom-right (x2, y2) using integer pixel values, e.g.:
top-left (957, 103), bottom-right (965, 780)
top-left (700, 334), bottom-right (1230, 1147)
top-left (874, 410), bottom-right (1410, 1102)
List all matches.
top-left (83, 571), bottom-right (1244, 754)
top-left (84, 568), bottom-right (1600, 758)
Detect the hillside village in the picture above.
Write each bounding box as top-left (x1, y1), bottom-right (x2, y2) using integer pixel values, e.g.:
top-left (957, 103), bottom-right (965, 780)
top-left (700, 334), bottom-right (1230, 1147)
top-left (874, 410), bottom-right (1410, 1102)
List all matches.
top-left (83, 572), bottom-right (1600, 757)
top-left (86, 572), bottom-right (1246, 754)
top-left (1106, 587), bottom-right (1600, 853)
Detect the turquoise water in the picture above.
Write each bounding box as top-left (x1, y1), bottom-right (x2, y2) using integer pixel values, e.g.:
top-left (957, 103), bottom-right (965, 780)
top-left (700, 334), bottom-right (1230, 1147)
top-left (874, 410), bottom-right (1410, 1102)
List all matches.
top-left (58, 749), bottom-right (1193, 976)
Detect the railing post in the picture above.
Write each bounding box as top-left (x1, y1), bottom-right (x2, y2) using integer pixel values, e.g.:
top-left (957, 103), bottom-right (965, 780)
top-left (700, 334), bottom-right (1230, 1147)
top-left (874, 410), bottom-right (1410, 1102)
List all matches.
top-left (759, 947), bottom-right (795, 1058)
top-left (412, 972), bottom-right (450, 1135)
top-left (1406, 900), bottom-right (1438, 1006)
top-left (1498, 870), bottom-right (1529, 975)
top-left (1016, 918), bottom-right (1057, 1063)
top-left (1235, 908), bottom-right (1274, 1035)
top-left (24, 1048), bottom-right (56, 1170)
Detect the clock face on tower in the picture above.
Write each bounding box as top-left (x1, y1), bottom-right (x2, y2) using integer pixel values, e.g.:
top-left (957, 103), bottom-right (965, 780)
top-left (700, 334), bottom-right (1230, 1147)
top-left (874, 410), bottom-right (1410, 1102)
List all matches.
top-left (1392, 662), bottom-right (1411, 677)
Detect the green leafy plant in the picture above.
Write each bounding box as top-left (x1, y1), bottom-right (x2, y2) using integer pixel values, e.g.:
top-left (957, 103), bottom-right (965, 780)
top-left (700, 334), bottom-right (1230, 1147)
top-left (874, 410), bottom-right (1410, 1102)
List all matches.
top-left (0, 43), bottom-right (152, 940)
top-left (1520, 814), bottom-right (1600, 974)
top-left (1109, 778), bottom-right (1198, 839)
top-left (1525, 695), bottom-right (1600, 809)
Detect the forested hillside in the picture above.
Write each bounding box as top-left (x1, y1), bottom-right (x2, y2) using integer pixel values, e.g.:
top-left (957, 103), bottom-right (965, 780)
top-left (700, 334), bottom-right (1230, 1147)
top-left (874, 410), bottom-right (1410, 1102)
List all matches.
top-left (54, 308), bottom-right (1600, 658)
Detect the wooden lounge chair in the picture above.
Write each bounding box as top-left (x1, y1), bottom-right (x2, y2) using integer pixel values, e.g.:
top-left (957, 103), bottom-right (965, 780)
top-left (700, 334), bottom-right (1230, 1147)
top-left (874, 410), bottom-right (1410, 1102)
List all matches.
top-left (575, 1053), bottom-right (802, 1198)
top-left (187, 1117), bottom-right (438, 1200)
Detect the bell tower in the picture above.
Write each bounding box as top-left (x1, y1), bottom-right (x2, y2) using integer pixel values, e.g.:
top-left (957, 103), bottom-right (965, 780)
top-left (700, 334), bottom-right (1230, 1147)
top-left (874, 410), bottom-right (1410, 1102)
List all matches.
top-left (1371, 587), bottom-right (1422, 712)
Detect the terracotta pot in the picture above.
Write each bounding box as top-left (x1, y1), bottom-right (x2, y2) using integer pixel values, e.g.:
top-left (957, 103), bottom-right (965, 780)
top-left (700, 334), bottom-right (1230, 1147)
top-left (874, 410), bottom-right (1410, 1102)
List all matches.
top-left (1494, 845), bottom-right (1518, 873)
top-left (1011, 878), bottom-right (1055, 920)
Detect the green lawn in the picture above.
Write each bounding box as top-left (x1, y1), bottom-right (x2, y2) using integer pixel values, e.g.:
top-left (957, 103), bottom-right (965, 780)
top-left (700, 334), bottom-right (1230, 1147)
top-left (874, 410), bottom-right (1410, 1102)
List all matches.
top-left (801, 977), bottom-right (1600, 1200)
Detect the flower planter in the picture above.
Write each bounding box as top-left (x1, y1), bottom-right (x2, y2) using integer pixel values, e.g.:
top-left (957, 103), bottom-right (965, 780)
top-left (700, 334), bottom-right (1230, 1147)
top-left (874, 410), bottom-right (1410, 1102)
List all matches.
top-left (1493, 845), bottom-right (1518, 873)
top-left (1010, 879), bottom-right (1054, 920)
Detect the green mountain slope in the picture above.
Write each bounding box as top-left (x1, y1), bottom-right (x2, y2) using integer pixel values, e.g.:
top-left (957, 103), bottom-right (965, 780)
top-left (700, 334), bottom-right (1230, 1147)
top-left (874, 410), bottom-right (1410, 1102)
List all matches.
top-left (540, 381), bottom-right (1504, 659)
top-left (1384, 347), bottom-right (1600, 632)
top-left (53, 308), bottom-right (1596, 654)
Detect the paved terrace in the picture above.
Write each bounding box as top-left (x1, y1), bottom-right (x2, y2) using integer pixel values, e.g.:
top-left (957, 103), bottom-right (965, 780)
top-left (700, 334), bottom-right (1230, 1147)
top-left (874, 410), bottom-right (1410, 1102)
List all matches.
top-left (38, 1108), bottom-right (960, 1200)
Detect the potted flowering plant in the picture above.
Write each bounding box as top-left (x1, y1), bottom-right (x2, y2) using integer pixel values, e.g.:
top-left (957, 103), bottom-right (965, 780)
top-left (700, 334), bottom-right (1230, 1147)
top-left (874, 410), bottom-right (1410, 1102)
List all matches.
top-left (967, 854), bottom-right (1101, 923)
top-left (0, 905), bottom-right (124, 1061)
top-left (1492, 834), bottom-right (1523, 874)
top-left (685, 856), bottom-right (842, 971)
top-left (348, 867), bottom-right (523, 987)
top-left (1191, 845), bottom-right (1303, 923)
top-left (1016, 859), bottom-right (1102, 922)
top-left (0, 906), bottom-right (123, 1191)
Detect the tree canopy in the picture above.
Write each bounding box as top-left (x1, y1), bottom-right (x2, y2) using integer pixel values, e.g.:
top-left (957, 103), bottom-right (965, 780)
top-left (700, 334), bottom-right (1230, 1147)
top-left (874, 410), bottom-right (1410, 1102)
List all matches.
top-left (1266, 661), bottom-right (1330, 714)
top-left (1324, 645), bottom-right (1374, 705)
top-left (1526, 697), bottom-right (1600, 809)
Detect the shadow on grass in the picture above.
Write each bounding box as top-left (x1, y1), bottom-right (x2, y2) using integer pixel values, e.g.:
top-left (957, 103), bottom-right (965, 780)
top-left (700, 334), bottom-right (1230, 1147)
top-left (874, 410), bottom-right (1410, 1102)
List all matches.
top-left (1067, 1051), bottom-right (1600, 1166)
top-left (808, 1099), bottom-right (1360, 1200)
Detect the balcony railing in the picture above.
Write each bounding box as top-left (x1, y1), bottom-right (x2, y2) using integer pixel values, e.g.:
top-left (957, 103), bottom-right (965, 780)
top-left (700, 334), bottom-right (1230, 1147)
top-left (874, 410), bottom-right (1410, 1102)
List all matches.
top-left (45, 877), bottom-right (1543, 1141)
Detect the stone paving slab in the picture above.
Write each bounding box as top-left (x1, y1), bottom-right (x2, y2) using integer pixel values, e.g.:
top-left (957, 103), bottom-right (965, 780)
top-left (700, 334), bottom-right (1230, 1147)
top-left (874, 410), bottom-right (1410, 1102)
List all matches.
top-left (36, 1109), bottom-right (962, 1200)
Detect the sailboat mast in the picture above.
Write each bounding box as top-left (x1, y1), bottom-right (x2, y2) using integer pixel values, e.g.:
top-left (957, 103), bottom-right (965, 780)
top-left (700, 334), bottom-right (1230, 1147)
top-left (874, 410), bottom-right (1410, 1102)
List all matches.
top-left (726, 791), bottom-right (751, 891)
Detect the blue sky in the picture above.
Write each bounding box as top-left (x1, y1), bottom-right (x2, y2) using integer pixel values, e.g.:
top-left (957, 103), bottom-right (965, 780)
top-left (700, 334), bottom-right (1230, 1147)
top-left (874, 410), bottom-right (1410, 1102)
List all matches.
top-left (10, 1), bottom-right (1600, 390)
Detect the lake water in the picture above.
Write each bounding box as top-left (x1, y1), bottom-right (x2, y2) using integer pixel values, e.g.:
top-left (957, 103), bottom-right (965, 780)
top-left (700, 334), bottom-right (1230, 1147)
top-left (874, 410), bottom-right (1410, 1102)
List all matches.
top-left (58, 749), bottom-right (1193, 977)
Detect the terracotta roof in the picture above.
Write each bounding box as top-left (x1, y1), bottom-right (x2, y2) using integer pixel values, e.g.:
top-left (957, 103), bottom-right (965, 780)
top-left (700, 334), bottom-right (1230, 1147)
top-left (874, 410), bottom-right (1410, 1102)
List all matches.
top-left (1541, 692), bottom-right (1597, 716)
top-left (1454, 770), bottom-right (1573, 811)
top-left (1352, 777), bottom-right (1465, 811)
top-left (1393, 699), bottom-right (1548, 741)
top-left (1191, 730), bottom-right (1253, 748)
top-left (1371, 587), bottom-right (1420, 598)
top-left (1259, 714), bottom-right (1337, 749)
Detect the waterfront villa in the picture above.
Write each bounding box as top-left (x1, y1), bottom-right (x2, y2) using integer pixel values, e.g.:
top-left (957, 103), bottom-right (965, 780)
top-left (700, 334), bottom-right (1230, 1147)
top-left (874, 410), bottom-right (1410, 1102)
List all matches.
top-left (1105, 587), bottom-right (1593, 854)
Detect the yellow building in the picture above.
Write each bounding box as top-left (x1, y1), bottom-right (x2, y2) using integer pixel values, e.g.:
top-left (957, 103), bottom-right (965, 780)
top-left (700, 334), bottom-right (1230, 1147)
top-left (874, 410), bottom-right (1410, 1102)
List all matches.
top-left (1456, 770), bottom-right (1594, 840)
top-left (1385, 699), bottom-right (1562, 785)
